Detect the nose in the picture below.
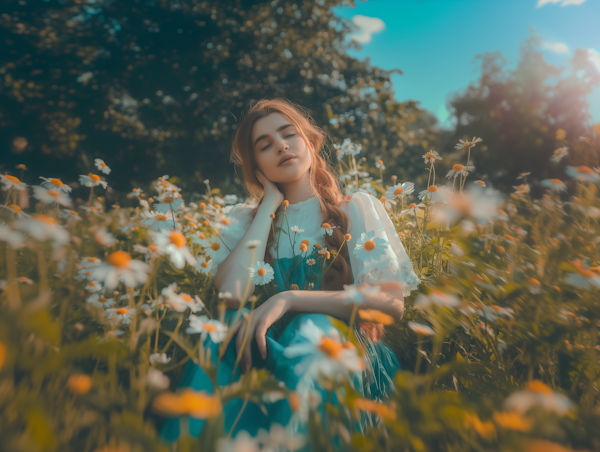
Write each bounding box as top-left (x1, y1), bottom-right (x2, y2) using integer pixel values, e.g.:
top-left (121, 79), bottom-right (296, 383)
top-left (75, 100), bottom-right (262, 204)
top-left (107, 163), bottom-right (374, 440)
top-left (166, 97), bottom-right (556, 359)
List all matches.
top-left (277, 140), bottom-right (289, 153)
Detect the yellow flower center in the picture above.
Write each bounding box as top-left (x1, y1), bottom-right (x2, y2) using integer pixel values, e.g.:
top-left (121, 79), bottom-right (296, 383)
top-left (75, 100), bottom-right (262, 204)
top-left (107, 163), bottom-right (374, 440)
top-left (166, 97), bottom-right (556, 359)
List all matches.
top-left (50, 178), bottom-right (63, 186)
top-left (527, 380), bottom-right (552, 394)
top-left (319, 337), bottom-right (343, 359)
top-left (67, 375), bottom-right (92, 394)
top-left (549, 179), bottom-right (562, 184)
top-left (116, 308), bottom-right (129, 315)
top-left (6, 175), bottom-right (21, 183)
top-left (211, 242), bottom-right (220, 251)
top-left (89, 281), bottom-right (95, 287)
top-left (322, 223), bottom-right (331, 230)
top-left (220, 218), bottom-right (230, 225)
top-left (181, 294), bottom-right (192, 302)
top-left (148, 244), bottom-right (157, 251)
top-left (107, 251), bottom-right (132, 268)
top-left (428, 185), bottom-right (439, 192)
top-left (169, 231), bottom-right (187, 248)
top-left (425, 153), bottom-right (435, 160)
top-left (200, 262), bottom-right (208, 268)
top-left (49, 190), bottom-right (60, 198)
top-left (408, 203), bottom-right (417, 208)
top-left (163, 196), bottom-right (174, 203)
top-left (100, 162), bottom-right (106, 167)
top-left (9, 204), bottom-right (21, 213)
top-left (88, 173), bottom-right (101, 181)
top-left (364, 240), bottom-right (376, 251)
top-left (257, 268), bottom-right (266, 276)
top-left (576, 166), bottom-right (593, 174)
top-left (453, 164), bottom-right (464, 171)
top-left (394, 187), bottom-right (404, 195)
top-left (204, 324), bottom-right (216, 332)
top-left (33, 214), bottom-right (57, 224)
top-left (98, 297), bottom-right (108, 303)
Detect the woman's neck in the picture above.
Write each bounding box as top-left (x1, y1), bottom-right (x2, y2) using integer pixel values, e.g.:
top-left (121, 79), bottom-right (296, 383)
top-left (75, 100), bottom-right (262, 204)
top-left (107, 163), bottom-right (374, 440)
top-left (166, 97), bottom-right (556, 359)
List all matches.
top-left (279, 172), bottom-right (315, 205)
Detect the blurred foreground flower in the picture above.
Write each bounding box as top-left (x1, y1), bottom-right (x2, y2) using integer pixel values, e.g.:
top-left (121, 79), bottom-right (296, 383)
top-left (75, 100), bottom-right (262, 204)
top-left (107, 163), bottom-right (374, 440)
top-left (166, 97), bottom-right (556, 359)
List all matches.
top-left (152, 389), bottom-right (222, 419)
top-left (504, 380), bottom-right (573, 416)
top-left (89, 251), bottom-right (151, 289)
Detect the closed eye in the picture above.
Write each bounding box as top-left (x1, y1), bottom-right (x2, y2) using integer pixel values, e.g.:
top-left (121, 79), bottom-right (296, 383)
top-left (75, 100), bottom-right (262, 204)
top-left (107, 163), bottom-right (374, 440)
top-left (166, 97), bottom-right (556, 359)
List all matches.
top-left (261, 134), bottom-right (295, 151)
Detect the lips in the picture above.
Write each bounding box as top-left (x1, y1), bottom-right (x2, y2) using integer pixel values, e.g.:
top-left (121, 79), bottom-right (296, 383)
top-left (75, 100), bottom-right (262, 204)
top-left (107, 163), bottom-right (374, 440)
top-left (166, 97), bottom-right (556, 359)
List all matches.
top-left (278, 155), bottom-right (297, 166)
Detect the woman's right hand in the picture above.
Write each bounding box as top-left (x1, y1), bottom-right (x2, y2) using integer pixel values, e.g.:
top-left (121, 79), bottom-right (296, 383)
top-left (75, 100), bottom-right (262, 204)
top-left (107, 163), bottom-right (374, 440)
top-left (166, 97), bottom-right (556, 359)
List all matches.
top-left (256, 168), bottom-right (284, 211)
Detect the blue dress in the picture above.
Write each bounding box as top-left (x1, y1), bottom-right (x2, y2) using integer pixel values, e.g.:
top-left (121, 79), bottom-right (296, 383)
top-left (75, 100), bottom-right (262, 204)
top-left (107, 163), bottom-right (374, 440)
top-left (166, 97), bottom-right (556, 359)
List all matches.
top-left (159, 254), bottom-right (401, 442)
top-left (160, 193), bottom-right (421, 443)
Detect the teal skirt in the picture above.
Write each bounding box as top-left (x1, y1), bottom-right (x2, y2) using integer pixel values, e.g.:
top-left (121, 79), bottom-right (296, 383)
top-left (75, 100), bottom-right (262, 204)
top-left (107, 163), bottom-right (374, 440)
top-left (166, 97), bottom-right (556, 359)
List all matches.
top-left (159, 254), bottom-right (401, 442)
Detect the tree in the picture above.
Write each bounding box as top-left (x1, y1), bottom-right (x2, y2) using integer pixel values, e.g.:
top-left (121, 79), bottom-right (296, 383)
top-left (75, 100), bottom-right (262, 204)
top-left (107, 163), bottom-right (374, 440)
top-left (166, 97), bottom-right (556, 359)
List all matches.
top-left (0, 0), bottom-right (434, 202)
top-left (441, 30), bottom-right (600, 195)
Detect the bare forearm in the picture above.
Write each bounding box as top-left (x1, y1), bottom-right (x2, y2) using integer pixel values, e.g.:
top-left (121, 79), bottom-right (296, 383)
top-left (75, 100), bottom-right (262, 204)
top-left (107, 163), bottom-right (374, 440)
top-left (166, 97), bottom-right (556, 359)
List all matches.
top-left (286, 283), bottom-right (405, 324)
top-left (214, 203), bottom-right (275, 306)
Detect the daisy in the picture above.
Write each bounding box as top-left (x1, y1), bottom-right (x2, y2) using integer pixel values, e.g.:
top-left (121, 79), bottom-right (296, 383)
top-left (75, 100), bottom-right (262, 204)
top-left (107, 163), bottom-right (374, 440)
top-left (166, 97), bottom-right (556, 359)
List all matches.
top-left (94, 158), bottom-right (111, 174)
top-left (150, 353), bottom-right (172, 365)
top-left (249, 261), bottom-right (275, 285)
top-left (15, 214), bottom-right (70, 248)
top-left (454, 137), bottom-right (483, 150)
top-left (152, 229), bottom-right (197, 269)
top-left (385, 182), bottom-right (415, 200)
top-left (161, 282), bottom-right (204, 313)
top-left (513, 184), bottom-right (530, 196)
top-left (504, 380), bottom-right (573, 416)
top-left (79, 173), bottom-right (108, 189)
top-left (106, 307), bottom-right (134, 325)
top-left (0, 225), bottom-right (26, 249)
top-left (291, 225), bottom-right (304, 234)
top-left (422, 150), bottom-right (442, 165)
top-left (551, 147), bottom-right (569, 163)
top-left (80, 205), bottom-right (103, 215)
top-left (418, 185), bottom-right (446, 203)
top-left (86, 293), bottom-right (115, 308)
top-left (565, 166), bottom-right (600, 184)
top-left (353, 231), bottom-right (389, 263)
top-left (32, 186), bottom-right (72, 206)
top-left (224, 194), bottom-right (239, 204)
top-left (39, 177), bottom-right (72, 193)
top-left (88, 251), bottom-right (151, 289)
top-left (85, 280), bottom-right (103, 293)
top-left (296, 238), bottom-right (316, 255)
top-left (408, 321), bottom-right (434, 336)
top-left (186, 314), bottom-right (228, 343)
top-left (197, 237), bottom-right (222, 260)
top-left (141, 210), bottom-right (178, 231)
top-left (283, 319), bottom-right (364, 379)
top-left (374, 156), bottom-right (386, 170)
top-left (320, 223), bottom-right (339, 237)
top-left (540, 179), bottom-right (567, 193)
top-left (516, 172), bottom-right (531, 180)
top-left (79, 256), bottom-right (102, 269)
top-left (127, 188), bottom-right (143, 198)
top-left (61, 209), bottom-right (81, 221)
top-left (379, 196), bottom-right (397, 210)
top-left (0, 204), bottom-right (30, 219)
top-left (0, 174), bottom-right (28, 191)
top-left (306, 258), bottom-right (316, 266)
top-left (153, 192), bottom-right (184, 214)
top-left (195, 256), bottom-right (213, 276)
top-left (132, 243), bottom-right (161, 260)
top-left (400, 202), bottom-right (425, 218)
top-left (93, 227), bottom-right (117, 246)
top-left (414, 290), bottom-right (461, 310)
top-left (446, 164), bottom-right (475, 179)
top-left (17, 276), bottom-right (34, 285)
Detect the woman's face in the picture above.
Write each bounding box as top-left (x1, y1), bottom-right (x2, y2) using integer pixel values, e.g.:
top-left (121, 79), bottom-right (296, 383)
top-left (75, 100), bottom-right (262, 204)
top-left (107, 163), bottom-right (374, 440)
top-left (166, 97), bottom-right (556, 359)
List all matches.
top-left (251, 112), bottom-right (312, 183)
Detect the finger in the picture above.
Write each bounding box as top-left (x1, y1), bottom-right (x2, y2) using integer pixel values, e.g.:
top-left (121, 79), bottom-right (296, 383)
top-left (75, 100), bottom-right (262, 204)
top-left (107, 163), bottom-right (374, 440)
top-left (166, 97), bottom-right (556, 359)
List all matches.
top-left (242, 320), bottom-right (258, 373)
top-left (255, 320), bottom-right (268, 360)
top-left (235, 317), bottom-right (248, 361)
top-left (220, 320), bottom-right (242, 358)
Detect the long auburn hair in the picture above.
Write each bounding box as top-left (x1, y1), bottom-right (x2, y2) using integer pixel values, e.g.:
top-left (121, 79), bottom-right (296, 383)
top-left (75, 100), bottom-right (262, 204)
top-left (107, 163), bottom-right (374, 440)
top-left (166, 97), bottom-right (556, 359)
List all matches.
top-left (230, 98), bottom-right (353, 291)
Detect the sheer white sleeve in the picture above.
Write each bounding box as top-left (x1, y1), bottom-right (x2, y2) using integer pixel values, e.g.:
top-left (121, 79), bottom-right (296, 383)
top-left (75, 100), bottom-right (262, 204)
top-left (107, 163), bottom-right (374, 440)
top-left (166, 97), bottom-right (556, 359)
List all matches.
top-left (210, 203), bottom-right (254, 273)
top-left (343, 192), bottom-right (421, 298)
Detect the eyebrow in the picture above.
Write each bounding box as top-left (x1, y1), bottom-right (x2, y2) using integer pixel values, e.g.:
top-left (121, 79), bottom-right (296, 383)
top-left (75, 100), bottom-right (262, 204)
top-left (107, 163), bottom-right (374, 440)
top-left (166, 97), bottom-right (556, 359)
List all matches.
top-left (253, 123), bottom-right (294, 148)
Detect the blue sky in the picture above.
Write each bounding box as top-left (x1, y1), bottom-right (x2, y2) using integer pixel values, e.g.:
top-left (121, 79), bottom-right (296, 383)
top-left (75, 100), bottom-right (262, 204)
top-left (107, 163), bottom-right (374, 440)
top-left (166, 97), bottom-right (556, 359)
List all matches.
top-left (333, 0), bottom-right (600, 130)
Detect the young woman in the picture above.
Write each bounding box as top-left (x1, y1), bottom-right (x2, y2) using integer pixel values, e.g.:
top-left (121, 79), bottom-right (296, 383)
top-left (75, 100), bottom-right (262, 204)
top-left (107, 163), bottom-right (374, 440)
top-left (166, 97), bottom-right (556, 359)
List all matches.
top-left (160, 98), bottom-right (421, 443)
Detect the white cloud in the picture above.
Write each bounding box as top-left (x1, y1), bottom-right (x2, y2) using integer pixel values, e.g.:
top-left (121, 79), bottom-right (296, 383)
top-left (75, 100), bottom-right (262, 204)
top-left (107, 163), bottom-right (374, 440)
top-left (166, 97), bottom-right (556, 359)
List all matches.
top-left (349, 15), bottom-right (386, 44)
top-left (536, 0), bottom-right (587, 7)
top-left (541, 40), bottom-right (571, 55)
top-left (588, 49), bottom-right (600, 74)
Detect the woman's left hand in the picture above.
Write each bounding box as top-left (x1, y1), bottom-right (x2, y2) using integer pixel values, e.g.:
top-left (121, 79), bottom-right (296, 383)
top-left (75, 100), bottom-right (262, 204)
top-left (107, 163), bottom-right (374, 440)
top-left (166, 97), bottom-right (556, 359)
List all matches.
top-left (221, 292), bottom-right (294, 373)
